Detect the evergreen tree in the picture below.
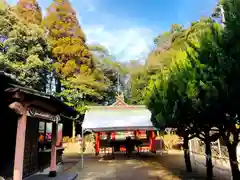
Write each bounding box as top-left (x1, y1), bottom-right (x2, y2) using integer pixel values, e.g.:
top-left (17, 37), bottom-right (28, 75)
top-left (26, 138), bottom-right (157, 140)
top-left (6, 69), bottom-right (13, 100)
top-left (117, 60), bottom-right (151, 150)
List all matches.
top-left (15, 0), bottom-right (42, 25)
top-left (43, 0), bottom-right (107, 113)
top-left (42, 0), bottom-right (92, 78)
top-left (0, 2), bottom-right (51, 91)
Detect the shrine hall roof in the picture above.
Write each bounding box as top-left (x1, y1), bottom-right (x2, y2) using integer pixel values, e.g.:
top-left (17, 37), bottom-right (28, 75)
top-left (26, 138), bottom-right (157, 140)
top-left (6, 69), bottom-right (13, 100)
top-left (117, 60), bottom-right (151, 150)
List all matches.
top-left (1, 71), bottom-right (78, 119)
top-left (82, 105), bottom-right (154, 132)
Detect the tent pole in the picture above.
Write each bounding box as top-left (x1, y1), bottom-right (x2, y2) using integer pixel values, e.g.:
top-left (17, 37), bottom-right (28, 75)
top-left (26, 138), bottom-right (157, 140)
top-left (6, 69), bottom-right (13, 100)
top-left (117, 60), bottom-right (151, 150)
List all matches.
top-left (81, 127), bottom-right (84, 169)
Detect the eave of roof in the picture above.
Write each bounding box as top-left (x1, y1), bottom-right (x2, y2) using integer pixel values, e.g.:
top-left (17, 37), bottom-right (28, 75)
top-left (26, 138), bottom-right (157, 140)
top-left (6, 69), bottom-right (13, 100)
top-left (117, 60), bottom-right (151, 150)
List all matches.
top-left (1, 71), bottom-right (78, 119)
top-left (84, 126), bottom-right (155, 132)
top-left (87, 105), bottom-right (147, 110)
top-left (82, 106), bottom-right (153, 131)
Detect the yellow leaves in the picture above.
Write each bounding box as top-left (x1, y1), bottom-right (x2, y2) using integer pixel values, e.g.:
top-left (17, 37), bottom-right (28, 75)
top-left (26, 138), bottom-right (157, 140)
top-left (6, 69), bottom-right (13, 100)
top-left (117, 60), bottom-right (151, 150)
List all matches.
top-left (61, 59), bottom-right (77, 76)
top-left (52, 46), bottom-right (64, 56)
top-left (51, 37), bottom-right (85, 58)
top-left (53, 62), bottom-right (63, 74)
top-left (51, 37), bottom-right (82, 45)
top-left (81, 48), bottom-right (88, 57)
top-left (41, 0), bottom-right (104, 108)
top-left (80, 64), bottom-right (88, 74)
top-left (54, 59), bottom-right (93, 78)
top-left (43, 0), bottom-right (93, 79)
top-left (16, 0), bottom-right (42, 25)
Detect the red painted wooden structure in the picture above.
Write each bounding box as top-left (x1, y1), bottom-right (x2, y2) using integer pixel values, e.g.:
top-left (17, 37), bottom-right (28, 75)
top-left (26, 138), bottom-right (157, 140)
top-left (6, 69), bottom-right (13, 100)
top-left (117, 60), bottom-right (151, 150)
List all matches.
top-left (1, 72), bottom-right (77, 179)
top-left (95, 131), bottom-right (156, 154)
top-left (93, 93), bottom-right (156, 155)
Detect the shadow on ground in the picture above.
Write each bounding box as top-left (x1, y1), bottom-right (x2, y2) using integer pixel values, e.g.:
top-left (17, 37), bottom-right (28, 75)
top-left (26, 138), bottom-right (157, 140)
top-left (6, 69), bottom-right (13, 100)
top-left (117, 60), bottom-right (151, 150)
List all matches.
top-left (24, 173), bottom-right (78, 180)
top-left (63, 152), bottom-right (231, 180)
top-left (145, 152), bottom-right (231, 180)
top-left (111, 152), bottom-right (230, 180)
top-left (99, 152), bottom-right (207, 180)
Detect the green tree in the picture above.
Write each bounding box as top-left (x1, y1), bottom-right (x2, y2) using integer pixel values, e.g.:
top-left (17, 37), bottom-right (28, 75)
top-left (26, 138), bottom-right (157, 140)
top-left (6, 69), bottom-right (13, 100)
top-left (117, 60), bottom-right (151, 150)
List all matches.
top-left (146, 50), bottom-right (197, 173)
top-left (147, 24), bottom-right (186, 74)
top-left (58, 43), bottom-right (128, 112)
top-left (125, 60), bottom-right (148, 105)
top-left (89, 44), bottom-right (127, 105)
top-left (147, 2), bottom-right (240, 178)
top-left (0, 2), bottom-right (51, 91)
top-left (42, 0), bottom-right (100, 112)
top-left (146, 19), bottom-right (223, 178)
top-left (185, 1), bottom-right (240, 178)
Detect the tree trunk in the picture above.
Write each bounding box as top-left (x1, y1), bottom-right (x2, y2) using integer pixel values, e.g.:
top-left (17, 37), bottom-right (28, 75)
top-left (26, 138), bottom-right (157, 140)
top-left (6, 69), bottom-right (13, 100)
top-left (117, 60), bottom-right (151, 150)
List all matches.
top-left (205, 141), bottom-right (213, 180)
top-left (72, 120), bottom-right (76, 138)
top-left (183, 136), bottom-right (192, 172)
top-left (56, 77), bottom-right (61, 93)
top-left (227, 143), bottom-right (240, 180)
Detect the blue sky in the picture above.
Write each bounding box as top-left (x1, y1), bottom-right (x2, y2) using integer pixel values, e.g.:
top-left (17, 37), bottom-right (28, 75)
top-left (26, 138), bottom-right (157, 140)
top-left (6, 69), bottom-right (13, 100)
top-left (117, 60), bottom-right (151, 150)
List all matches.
top-left (7, 0), bottom-right (217, 62)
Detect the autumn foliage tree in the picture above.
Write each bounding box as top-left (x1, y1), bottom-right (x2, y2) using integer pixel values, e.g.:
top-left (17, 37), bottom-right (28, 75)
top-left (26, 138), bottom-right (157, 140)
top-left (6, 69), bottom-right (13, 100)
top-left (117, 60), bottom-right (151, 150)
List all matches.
top-left (15, 0), bottom-right (42, 25)
top-left (42, 0), bottom-right (92, 78)
top-left (42, 0), bottom-right (106, 112)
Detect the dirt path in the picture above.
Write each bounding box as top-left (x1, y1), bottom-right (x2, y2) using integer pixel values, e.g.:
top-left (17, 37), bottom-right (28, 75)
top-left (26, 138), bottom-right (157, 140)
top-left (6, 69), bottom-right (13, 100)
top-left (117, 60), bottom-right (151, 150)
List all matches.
top-left (62, 151), bottom-right (232, 180)
top-left (69, 154), bottom-right (184, 180)
top-left (143, 151), bottom-right (231, 180)
top-left (62, 141), bottom-right (231, 180)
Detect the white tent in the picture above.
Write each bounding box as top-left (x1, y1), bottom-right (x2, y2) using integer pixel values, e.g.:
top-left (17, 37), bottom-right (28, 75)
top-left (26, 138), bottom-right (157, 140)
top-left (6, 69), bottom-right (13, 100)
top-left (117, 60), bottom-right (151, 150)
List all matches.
top-left (80, 105), bottom-right (154, 168)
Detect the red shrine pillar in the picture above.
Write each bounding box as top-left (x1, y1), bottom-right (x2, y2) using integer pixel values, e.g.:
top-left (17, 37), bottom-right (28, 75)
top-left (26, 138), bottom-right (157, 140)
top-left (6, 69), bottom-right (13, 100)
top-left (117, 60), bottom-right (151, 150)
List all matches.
top-left (95, 132), bottom-right (100, 155)
top-left (111, 131), bottom-right (115, 140)
top-left (111, 132), bottom-right (115, 157)
top-left (150, 131), bottom-right (156, 153)
top-left (149, 131), bottom-right (152, 151)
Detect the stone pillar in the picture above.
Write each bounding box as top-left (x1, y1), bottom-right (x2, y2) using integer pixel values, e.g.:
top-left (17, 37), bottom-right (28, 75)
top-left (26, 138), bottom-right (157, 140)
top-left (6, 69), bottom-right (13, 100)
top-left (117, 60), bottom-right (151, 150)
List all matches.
top-left (12, 103), bottom-right (27, 180)
top-left (49, 122), bottom-right (58, 177)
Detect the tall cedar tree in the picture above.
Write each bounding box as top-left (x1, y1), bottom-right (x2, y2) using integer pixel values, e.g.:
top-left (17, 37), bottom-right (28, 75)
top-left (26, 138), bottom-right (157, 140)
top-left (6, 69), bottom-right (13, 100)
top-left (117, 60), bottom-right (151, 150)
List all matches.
top-left (42, 0), bottom-right (93, 78)
top-left (15, 0), bottom-right (42, 25)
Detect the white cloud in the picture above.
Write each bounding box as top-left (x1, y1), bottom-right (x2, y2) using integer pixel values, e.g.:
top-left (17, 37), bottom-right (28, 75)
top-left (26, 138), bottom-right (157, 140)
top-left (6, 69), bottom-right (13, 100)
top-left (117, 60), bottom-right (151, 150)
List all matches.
top-left (72, 1), bottom-right (155, 62)
top-left (83, 25), bottom-right (154, 62)
top-left (7, 0), bottom-right (155, 62)
top-left (73, 0), bottom-right (97, 12)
